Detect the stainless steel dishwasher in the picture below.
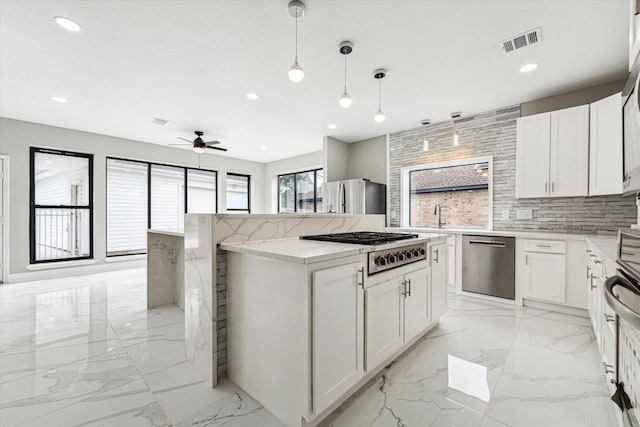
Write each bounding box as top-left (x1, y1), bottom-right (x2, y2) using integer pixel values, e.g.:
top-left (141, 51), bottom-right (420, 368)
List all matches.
top-left (462, 235), bottom-right (515, 300)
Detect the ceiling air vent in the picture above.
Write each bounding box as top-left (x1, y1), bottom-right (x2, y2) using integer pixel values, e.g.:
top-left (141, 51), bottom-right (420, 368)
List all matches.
top-left (151, 117), bottom-right (169, 126)
top-left (500, 27), bottom-right (542, 54)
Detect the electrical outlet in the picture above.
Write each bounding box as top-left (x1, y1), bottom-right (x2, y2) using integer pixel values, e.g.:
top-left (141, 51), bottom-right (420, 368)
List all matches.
top-left (501, 210), bottom-right (510, 220)
top-left (516, 209), bottom-right (533, 219)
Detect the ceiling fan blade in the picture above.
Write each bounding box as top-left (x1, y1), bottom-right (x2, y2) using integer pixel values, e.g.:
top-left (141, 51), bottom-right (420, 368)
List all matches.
top-left (177, 137), bottom-right (193, 143)
top-left (208, 146), bottom-right (228, 152)
top-left (168, 143), bottom-right (192, 146)
top-left (204, 140), bottom-right (220, 145)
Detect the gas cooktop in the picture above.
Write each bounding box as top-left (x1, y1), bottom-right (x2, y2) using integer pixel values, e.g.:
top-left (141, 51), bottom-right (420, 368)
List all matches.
top-left (300, 231), bottom-right (419, 245)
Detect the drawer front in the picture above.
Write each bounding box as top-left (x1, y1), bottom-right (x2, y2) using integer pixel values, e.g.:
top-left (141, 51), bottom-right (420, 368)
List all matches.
top-left (523, 239), bottom-right (566, 254)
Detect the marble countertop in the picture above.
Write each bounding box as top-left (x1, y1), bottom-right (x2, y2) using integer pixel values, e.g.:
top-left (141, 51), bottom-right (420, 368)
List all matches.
top-left (584, 235), bottom-right (618, 263)
top-left (148, 229), bottom-right (184, 237)
top-left (388, 227), bottom-right (597, 241)
top-left (220, 233), bottom-right (448, 264)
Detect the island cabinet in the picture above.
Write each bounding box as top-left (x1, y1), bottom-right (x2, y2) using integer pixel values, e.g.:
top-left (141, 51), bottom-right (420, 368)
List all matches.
top-left (224, 236), bottom-right (448, 427)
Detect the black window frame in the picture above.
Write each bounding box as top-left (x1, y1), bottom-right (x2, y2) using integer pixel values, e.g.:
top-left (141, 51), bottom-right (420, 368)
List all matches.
top-left (106, 156), bottom-right (218, 257)
top-left (226, 172), bottom-right (251, 213)
top-left (30, 147), bottom-right (94, 264)
top-left (277, 168), bottom-right (323, 213)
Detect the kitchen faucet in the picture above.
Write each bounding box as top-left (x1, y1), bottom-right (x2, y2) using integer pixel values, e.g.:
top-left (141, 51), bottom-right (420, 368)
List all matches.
top-left (434, 203), bottom-right (446, 228)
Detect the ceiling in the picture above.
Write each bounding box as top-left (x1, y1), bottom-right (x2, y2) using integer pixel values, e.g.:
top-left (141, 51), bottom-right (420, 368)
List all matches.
top-left (0, 0), bottom-right (629, 163)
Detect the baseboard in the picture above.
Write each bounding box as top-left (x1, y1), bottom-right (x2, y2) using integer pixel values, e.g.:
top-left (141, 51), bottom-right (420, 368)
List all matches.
top-left (6, 259), bottom-right (145, 283)
top-left (523, 298), bottom-right (588, 318)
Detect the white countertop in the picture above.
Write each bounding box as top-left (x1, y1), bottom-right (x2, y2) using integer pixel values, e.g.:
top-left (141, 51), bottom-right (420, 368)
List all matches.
top-left (148, 229), bottom-right (184, 237)
top-left (220, 233), bottom-right (448, 264)
top-left (584, 235), bottom-right (618, 262)
top-left (389, 227), bottom-right (595, 241)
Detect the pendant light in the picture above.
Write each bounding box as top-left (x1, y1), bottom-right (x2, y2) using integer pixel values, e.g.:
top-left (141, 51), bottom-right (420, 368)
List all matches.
top-left (338, 41), bottom-right (353, 108)
top-left (451, 111), bottom-right (461, 146)
top-left (288, 1), bottom-right (305, 83)
top-left (373, 69), bottom-right (386, 123)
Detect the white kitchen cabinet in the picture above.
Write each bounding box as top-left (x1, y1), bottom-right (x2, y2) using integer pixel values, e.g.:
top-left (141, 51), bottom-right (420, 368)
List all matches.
top-left (523, 252), bottom-right (566, 304)
top-left (516, 105), bottom-right (589, 198)
top-left (430, 241), bottom-right (448, 321)
top-left (447, 235), bottom-right (455, 287)
top-left (589, 92), bottom-right (623, 196)
top-left (365, 277), bottom-right (404, 370)
top-left (516, 112), bottom-right (551, 198)
top-left (403, 268), bottom-right (430, 343)
top-left (549, 105), bottom-right (590, 197)
top-left (312, 262), bottom-right (364, 414)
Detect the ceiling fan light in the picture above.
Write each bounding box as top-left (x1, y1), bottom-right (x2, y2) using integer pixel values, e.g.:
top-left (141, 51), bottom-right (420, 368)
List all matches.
top-left (339, 90), bottom-right (352, 108)
top-left (193, 146), bottom-right (205, 154)
top-left (374, 110), bottom-right (386, 123)
top-left (288, 60), bottom-right (304, 83)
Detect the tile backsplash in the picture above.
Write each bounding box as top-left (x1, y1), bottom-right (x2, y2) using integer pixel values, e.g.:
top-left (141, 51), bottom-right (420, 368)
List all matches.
top-left (389, 105), bottom-right (636, 234)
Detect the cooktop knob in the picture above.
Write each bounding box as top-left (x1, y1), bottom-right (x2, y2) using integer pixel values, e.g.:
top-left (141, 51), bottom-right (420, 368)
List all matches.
top-left (405, 250), bottom-right (413, 259)
top-left (397, 252), bottom-right (405, 261)
top-left (387, 253), bottom-right (397, 264)
top-left (412, 249), bottom-right (420, 257)
top-left (375, 256), bottom-right (387, 267)
top-left (419, 247), bottom-right (426, 256)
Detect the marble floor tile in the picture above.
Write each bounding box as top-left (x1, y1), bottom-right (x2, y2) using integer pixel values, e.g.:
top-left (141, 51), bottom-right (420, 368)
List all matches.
top-left (0, 271), bottom-right (618, 427)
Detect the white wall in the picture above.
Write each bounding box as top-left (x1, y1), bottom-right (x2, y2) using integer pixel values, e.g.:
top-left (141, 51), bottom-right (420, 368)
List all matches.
top-left (323, 134), bottom-right (387, 184)
top-left (0, 117), bottom-right (265, 275)
top-left (347, 135), bottom-right (387, 184)
top-left (263, 150), bottom-right (323, 213)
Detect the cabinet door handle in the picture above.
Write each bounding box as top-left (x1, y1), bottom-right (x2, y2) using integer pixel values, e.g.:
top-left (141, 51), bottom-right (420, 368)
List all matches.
top-left (536, 244), bottom-right (552, 248)
top-left (594, 260), bottom-right (602, 264)
top-left (434, 249), bottom-right (439, 263)
top-left (407, 278), bottom-right (412, 297)
top-left (545, 182), bottom-right (548, 193)
top-left (358, 267), bottom-right (365, 289)
top-left (551, 182), bottom-right (555, 193)
top-left (525, 254), bottom-right (528, 266)
top-left (604, 313), bottom-right (615, 323)
top-left (586, 265), bottom-right (590, 279)
top-left (603, 362), bottom-right (615, 374)
top-left (401, 279), bottom-right (407, 297)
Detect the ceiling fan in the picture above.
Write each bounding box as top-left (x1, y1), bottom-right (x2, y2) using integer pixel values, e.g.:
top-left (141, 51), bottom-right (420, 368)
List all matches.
top-left (169, 131), bottom-right (228, 153)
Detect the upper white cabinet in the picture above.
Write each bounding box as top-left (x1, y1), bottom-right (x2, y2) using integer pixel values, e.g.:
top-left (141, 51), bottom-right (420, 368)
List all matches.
top-left (589, 92), bottom-right (623, 196)
top-left (516, 112), bottom-right (551, 198)
top-left (549, 105), bottom-right (590, 197)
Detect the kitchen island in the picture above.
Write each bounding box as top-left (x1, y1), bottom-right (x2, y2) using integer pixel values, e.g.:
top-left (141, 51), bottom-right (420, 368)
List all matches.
top-left (221, 233), bottom-right (448, 427)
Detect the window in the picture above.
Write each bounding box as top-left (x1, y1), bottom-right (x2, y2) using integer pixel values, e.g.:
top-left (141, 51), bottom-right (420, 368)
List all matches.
top-left (403, 157), bottom-right (492, 229)
top-left (30, 147), bottom-right (93, 263)
top-left (151, 164), bottom-right (185, 233)
top-left (107, 159), bottom-right (148, 256)
top-left (277, 168), bottom-right (323, 213)
top-left (106, 157), bottom-right (217, 256)
top-left (226, 173), bottom-right (250, 212)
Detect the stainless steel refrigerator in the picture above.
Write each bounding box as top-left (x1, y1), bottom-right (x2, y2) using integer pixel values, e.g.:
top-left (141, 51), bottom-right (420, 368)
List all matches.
top-left (323, 179), bottom-right (386, 214)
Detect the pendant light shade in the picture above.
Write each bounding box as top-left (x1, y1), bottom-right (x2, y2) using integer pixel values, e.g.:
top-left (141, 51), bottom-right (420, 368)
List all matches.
top-left (288, 1), bottom-right (305, 83)
top-left (338, 41), bottom-right (354, 108)
top-left (453, 132), bottom-right (459, 146)
top-left (373, 69), bottom-right (387, 123)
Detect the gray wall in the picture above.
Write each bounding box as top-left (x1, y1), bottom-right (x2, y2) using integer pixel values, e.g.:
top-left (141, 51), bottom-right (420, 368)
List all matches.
top-left (521, 79), bottom-right (625, 116)
top-left (388, 105), bottom-right (636, 233)
top-left (323, 134), bottom-right (387, 184)
top-left (0, 118), bottom-right (266, 275)
top-left (263, 150), bottom-right (323, 213)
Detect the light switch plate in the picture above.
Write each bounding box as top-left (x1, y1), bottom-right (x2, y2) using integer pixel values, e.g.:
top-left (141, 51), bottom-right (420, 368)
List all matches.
top-left (516, 209), bottom-right (533, 219)
top-left (501, 210), bottom-right (510, 220)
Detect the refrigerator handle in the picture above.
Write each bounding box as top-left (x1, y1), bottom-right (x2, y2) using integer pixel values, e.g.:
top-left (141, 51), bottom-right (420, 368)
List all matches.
top-left (339, 181), bottom-right (345, 213)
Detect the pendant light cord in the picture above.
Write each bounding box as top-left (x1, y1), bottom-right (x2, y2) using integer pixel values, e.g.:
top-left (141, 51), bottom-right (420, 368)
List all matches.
top-left (378, 79), bottom-right (382, 110)
top-left (344, 55), bottom-right (347, 91)
top-left (295, 7), bottom-right (298, 61)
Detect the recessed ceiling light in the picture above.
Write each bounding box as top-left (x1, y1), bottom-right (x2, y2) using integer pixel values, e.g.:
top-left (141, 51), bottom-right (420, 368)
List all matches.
top-left (51, 96), bottom-right (67, 103)
top-left (54, 16), bottom-right (81, 32)
top-left (246, 93), bottom-right (259, 100)
top-left (328, 124), bottom-right (337, 129)
top-left (260, 145), bottom-right (268, 150)
top-left (520, 63), bottom-right (538, 73)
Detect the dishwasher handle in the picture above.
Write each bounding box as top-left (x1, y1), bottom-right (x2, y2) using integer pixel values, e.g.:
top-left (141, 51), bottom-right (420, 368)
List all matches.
top-left (468, 239), bottom-right (507, 248)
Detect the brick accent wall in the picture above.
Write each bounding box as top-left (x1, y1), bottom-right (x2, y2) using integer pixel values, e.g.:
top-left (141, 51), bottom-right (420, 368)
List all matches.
top-left (389, 105), bottom-right (636, 233)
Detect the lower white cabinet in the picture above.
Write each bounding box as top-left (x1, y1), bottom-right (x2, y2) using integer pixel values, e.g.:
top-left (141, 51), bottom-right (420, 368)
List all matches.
top-left (430, 241), bottom-right (448, 320)
top-left (312, 262), bottom-right (364, 414)
top-left (365, 277), bottom-right (405, 370)
top-left (365, 265), bottom-right (431, 370)
top-left (523, 251), bottom-right (566, 303)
